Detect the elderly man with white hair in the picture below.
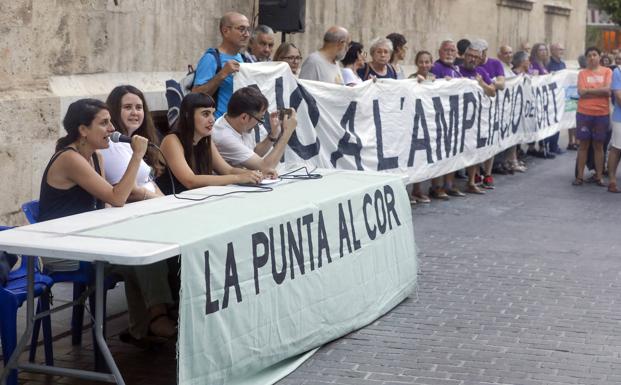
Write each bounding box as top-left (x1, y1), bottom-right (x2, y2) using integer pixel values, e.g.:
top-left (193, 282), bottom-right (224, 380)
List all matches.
top-left (358, 37), bottom-right (398, 80)
top-left (475, 38), bottom-right (506, 90)
top-left (244, 25), bottom-right (275, 62)
top-left (299, 25), bottom-right (350, 84)
top-left (427, 39), bottom-right (465, 200)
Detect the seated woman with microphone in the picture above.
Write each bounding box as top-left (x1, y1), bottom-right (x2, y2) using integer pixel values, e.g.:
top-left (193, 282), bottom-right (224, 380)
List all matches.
top-left (100, 85), bottom-right (164, 201)
top-left (155, 92), bottom-right (263, 195)
top-left (39, 98), bottom-right (176, 342)
top-left (103, 85), bottom-right (181, 340)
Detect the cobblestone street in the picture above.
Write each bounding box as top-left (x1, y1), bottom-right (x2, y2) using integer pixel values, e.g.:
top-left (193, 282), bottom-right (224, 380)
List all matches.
top-left (278, 152), bottom-right (621, 385)
top-left (5, 151), bottom-right (621, 385)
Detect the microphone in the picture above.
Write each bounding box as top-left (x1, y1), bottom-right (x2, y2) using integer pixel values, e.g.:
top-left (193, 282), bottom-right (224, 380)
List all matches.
top-left (110, 131), bottom-right (158, 147)
top-left (110, 131), bottom-right (131, 144)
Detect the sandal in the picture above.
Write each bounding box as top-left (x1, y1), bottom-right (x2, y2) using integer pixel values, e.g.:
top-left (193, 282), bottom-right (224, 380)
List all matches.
top-left (608, 182), bottom-right (621, 193)
top-left (594, 179), bottom-right (606, 187)
top-left (572, 178), bottom-right (583, 186)
top-left (119, 329), bottom-right (166, 349)
top-left (412, 193), bottom-right (431, 203)
top-left (465, 184), bottom-right (485, 195)
top-left (148, 313), bottom-right (178, 339)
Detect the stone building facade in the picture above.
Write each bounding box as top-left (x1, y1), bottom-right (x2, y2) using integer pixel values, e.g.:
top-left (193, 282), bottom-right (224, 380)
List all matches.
top-left (0, 0), bottom-right (586, 224)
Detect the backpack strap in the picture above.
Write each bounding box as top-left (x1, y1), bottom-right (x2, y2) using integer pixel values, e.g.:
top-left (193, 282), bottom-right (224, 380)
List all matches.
top-left (209, 48), bottom-right (223, 74)
top-left (207, 48), bottom-right (223, 107)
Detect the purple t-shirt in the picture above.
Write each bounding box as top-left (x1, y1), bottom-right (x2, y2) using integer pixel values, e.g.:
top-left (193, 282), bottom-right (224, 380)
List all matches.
top-left (431, 60), bottom-right (461, 79)
top-left (458, 65), bottom-right (493, 85)
top-left (529, 61), bottom-right (548, 75)
top-left (480, 58), bottom-right (505, 79)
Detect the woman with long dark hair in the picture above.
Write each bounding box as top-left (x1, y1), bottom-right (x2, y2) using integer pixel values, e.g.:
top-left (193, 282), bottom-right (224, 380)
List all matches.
top-left (39, 99), bottom-right (147, 222)
top-left (386, 32), bottom-right (408, 79)
top-left (101, 85), bottom-right (164, 201)
top-left (156, 92), bottom-right (262, 194)
top-left (341, 41), bottom-right (365, 86)
top-left (39, 98), bottom-right (177, 341)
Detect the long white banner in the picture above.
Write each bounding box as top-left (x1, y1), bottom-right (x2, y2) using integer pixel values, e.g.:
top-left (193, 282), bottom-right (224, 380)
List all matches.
top-left (235, 63), bottom-right (577, 183)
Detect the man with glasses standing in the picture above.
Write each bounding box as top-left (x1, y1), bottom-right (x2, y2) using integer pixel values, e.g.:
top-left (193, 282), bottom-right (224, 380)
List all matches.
top-left (299, 25), bottom-right (350, 84)
top-left (193, 12), bottom-right (252, 118)
top-left (212, 87), bottom-right (297, 173)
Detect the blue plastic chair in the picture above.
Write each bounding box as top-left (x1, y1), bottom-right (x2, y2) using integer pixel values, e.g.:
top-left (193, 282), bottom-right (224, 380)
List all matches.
top-left (21, 200), bottom-right (122, 371)
top-left (0, 226), bottom-right (54, 385)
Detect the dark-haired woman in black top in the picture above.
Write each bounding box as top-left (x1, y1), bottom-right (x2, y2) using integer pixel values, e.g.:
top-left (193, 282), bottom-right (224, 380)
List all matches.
top-left (156, 92), bottom-right (262, 194)
top-left (39, 98), bottom-right (176, 340)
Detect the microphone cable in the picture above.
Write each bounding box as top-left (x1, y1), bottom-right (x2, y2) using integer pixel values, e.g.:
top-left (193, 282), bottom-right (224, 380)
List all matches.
top-left (278, 166), bottom-right (323, 180)
top-left (150, 144), bottom-right (273, 202)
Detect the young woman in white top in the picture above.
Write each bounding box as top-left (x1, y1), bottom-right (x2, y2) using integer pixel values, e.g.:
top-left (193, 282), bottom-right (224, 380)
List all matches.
top-left (101, 85), bottom-right (164, 201)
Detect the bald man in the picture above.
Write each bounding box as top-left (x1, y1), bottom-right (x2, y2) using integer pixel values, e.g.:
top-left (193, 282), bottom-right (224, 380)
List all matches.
top-left (193, 12), bottom-right (252, 118)
top-left (498, 45), bottom-right (515, 77)
top-left (299, 25), bottom-right (350, 84)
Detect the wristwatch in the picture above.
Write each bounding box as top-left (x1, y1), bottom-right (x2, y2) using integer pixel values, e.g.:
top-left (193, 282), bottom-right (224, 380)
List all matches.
top-left (268, 135), bottom-right (279, 143)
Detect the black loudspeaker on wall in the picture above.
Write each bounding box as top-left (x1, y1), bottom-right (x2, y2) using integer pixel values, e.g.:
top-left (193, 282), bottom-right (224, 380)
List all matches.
top-left (258, 0), bottom-right (306, 33)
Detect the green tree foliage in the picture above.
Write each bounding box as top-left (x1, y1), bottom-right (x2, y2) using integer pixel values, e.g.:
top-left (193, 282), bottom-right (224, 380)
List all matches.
top-left (596, 0), bottom-right (621, 25)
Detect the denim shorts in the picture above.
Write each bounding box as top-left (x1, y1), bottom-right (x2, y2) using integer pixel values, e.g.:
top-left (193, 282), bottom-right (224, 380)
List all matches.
top-left (575, 112), bottom-right (609, 142)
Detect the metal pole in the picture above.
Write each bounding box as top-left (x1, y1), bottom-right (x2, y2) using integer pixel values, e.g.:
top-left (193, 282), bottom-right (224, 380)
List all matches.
top-left (93, 261), bottom-right (126, 385)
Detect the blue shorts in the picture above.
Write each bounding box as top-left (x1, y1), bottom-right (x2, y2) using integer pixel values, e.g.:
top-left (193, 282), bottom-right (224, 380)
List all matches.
top-left (575, 112), bottom-right (609, 142)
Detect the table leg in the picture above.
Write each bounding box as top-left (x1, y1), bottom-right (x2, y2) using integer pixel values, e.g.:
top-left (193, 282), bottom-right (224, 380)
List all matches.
top-left (93, 261), bottom-right (125, 385)
top-left (0, 256), bottom-right (36, 385)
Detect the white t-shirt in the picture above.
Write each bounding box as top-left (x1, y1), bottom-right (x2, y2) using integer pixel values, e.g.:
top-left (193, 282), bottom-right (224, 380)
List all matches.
top-left (99, 141), bottom-right (156, 192)
top-left (501, 62), bottom-right (515, 78)
top-left (342, 68), bottom-right (362, 85)
top-left (299, 51), bottom-right (344, 85)
top-left (212, 116), bottom-right (268, 166)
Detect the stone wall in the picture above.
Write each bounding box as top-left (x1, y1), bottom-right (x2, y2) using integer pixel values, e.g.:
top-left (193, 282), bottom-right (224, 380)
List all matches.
top-left (0, 0), bottom-right (586, 225)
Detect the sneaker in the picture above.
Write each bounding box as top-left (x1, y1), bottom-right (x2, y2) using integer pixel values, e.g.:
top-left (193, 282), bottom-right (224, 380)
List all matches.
top-left (526, 148), bottom-right (540, 157)
top-left (482, 175), bottom-right (495, 189)
top-left (429, 187), bottom-right (449, 200)
top-left (528, 149), bottom-right (548, 159)
top-left (446, 187), bottom-right (466, 197)
top-left (544, 152), bottom-right (556, 159)
top-left (552, 147), bottom-right (565, 155)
